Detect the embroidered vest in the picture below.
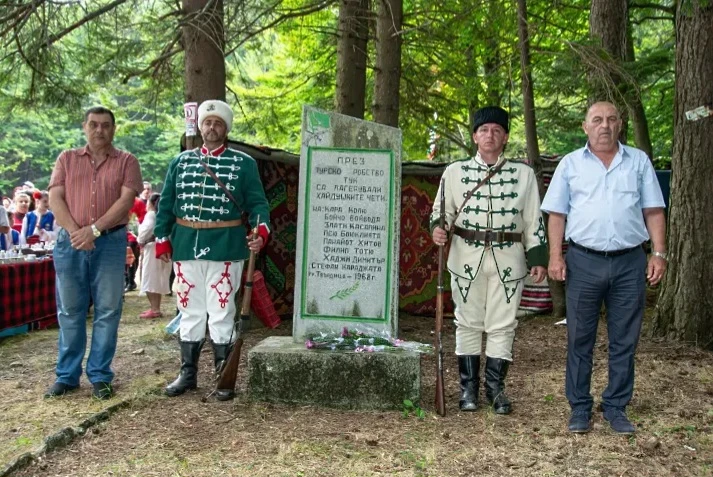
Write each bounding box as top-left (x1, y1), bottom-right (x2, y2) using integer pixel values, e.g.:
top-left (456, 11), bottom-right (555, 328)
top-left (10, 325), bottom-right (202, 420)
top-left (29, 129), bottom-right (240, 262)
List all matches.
top-left (25, 211), bottom-right (55, 239)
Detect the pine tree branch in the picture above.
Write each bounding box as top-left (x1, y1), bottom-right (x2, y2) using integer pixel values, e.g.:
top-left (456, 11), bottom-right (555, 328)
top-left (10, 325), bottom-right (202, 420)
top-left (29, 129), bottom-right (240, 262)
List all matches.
top-left (629, 2), bottom-right (675, 15)
top-left (631, 15), bottom-right (674, 24)
top-left (39, 0), bottom-right (130, 49)
top-left (223, 0), bottom-right (336, 57)
top-left (121, 31), bottom-right (183, 83)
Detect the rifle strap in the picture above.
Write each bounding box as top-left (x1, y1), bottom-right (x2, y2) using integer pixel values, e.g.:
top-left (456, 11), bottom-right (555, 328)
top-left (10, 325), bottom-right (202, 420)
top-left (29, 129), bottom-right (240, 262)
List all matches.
top-left (199, 157), bottom-right (253, 342)
top-left (199, 158), bottom-right (241, 209)
top-left (453, 161), bottom-right (505, 225)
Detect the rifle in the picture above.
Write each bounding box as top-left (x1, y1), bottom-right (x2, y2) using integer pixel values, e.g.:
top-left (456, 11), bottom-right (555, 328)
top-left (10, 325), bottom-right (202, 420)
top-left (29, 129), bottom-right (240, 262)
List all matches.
top-left (215, 218), bottom-right (260, 396)
top-left (435, 179), bottom-right (447, 417)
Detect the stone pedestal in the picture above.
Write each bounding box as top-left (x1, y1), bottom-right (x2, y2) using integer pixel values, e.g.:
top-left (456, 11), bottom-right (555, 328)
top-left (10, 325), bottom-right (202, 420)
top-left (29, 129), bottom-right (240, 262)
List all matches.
top-left (248, 337), bottom-right (420, 410)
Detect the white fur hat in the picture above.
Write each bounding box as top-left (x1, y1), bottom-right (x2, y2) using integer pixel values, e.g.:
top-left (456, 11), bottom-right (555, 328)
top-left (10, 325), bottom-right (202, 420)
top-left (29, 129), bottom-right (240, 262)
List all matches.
top-left (198, 100), bottom-right (233, 133)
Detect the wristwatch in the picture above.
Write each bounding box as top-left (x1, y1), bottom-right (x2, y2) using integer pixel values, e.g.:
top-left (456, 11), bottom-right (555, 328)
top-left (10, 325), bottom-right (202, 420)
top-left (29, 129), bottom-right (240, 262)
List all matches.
top-left (652, 251), bottom-right (668, 261)
top-left (91, 224), bottom-right (101, 238)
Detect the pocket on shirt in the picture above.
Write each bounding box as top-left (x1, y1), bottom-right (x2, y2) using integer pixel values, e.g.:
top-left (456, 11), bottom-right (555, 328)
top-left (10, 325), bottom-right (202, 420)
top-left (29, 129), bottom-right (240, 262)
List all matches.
top-left (616, 174), bottom-right (639, 194)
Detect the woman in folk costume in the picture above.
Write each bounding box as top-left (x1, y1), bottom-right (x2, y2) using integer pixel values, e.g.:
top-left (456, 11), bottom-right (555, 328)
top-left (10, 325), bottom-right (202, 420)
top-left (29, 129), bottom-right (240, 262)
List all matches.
top-left (1, 209), bottom-right (20, 251)
top-left (431, 106), bottom-right (548, 414)
top-left (20, 190), bottom-right (58, 245)
top-left (137, 192), bottom-right (172, 319)
top-left (154, 99), bottom-right (270, 401)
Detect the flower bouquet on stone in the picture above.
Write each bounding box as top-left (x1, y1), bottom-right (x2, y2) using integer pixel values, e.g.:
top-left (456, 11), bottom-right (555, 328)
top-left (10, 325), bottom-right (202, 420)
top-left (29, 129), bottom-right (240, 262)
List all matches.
top-left (305, 326), bottom-right (432, 353)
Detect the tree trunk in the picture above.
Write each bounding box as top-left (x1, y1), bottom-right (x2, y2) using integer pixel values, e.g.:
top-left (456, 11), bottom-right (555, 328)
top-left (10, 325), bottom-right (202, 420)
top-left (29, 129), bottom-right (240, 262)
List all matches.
top-left (466, 45), bottom-right (478, 156)
top-left (652, 1), bottom-right (713, 349)
top-left (517, 0), bottom-right (565, 317)
top-left (589, 0), bottom-right (628, 143)
top-left (373, 0), bottom-right (402, 127)
top-left (625, 19), bottom-right (654, 160)
top-left (516, 0), bottom-right (540, 189)
top-left (335, 0), bottom-right (370, 119)
top-left (183, 0), bottom-right (225, 104)
top-left (183, 0), bottom-right (225, 149)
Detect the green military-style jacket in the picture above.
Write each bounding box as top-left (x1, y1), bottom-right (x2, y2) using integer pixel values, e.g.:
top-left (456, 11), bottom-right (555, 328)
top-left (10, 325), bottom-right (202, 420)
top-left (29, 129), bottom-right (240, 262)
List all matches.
top-left (154, 145), bottom-right (270, 262)
top-left (431, 153), bottom-right (548, 301)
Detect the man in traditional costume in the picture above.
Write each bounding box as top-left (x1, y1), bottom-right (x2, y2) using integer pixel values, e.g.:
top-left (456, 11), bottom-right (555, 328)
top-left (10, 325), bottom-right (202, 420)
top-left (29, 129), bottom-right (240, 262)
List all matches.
top-left (431, 106), bottom-right (548, 414)
top-left (155, 100), bottom-right (270, 400)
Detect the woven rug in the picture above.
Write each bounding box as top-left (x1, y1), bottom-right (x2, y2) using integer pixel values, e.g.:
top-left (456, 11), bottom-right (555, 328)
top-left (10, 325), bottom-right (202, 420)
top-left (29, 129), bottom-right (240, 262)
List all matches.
top-left (247, 147), bottom-right (562, 318)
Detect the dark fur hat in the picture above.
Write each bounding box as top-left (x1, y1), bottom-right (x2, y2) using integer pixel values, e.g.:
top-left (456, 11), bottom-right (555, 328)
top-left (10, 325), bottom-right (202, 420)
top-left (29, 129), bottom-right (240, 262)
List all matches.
top-left (473, 106), bottom-right (509, 133)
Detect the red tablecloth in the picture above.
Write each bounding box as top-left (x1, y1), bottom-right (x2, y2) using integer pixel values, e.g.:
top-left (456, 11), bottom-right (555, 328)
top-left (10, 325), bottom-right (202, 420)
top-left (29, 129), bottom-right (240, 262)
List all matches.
top-left (0, 258), bottom-right (57, 331)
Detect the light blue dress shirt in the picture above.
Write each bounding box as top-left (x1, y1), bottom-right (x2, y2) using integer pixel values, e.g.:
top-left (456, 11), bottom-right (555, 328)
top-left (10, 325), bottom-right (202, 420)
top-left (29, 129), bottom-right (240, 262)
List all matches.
top-left (541, 142), bottom-right (665, 251)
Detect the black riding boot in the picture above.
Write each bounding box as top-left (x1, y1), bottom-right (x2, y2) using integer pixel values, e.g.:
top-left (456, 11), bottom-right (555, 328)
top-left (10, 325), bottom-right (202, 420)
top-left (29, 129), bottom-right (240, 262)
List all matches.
top-left (165, 340), bottom-right (203, 397)
top-left (458, 355), bottom-right (480, 411)
top-left (484, 356), bottom-right (512, 415)
top-left (211, 342), bottom-right (236, 401)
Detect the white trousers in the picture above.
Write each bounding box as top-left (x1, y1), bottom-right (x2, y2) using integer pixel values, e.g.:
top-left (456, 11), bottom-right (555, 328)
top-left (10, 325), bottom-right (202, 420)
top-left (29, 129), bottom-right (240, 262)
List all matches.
top-left (174, 260), bottom-right (244, 344)
top-left (451, 252), bottom-right (523, 360)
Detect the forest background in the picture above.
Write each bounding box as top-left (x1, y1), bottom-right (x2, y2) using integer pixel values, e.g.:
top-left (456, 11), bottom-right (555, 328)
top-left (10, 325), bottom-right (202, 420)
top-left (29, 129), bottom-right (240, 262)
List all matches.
top-left (0, 0), bottom-right (676, 194)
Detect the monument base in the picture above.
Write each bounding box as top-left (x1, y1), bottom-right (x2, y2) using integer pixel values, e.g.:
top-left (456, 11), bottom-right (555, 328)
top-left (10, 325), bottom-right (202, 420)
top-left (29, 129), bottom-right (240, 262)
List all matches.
top-left (247, 336), bottom-right (420, 410)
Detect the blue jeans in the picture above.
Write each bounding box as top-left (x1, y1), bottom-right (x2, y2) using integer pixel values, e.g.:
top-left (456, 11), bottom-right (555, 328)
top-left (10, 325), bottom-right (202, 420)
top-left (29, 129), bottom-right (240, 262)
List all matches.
top-left (53, 227), bottom-right (127, 386)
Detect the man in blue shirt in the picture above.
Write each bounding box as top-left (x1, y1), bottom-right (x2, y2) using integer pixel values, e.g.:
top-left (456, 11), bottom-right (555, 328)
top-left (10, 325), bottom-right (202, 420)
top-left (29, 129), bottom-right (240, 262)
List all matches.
top-left (541, 102), bottom-right (667, 435)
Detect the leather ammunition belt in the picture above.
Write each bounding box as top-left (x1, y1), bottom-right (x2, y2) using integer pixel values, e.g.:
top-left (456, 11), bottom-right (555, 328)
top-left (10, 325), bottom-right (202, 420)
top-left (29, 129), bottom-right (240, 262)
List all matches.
top-left (453, 226), bottom-right (522, 244)
top-left (176, 218), bottom-right (242, 229)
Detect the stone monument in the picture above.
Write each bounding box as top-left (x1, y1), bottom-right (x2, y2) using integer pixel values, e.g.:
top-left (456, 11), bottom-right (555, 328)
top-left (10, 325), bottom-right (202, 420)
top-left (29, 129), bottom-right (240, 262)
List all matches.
top-left (248, 107), bottom-right (420, 410)
top-left (292, 106), bottom-right (402, 341)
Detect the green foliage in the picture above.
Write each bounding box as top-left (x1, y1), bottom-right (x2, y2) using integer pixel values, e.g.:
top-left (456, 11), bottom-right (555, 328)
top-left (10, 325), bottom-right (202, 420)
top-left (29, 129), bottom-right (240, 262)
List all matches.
top-left (0, 1), bottom-right (185, 191)
top-left (0, 0), bottom-right (678, 189)
top-left (630, 5), bottom-right (675, 163)
top-left (228, 8), bottom-right (338, 152)
top-left (0, 110), bottom-right (81, 193)
top-left (402, 399), bottom-right (426, 419)
top-left (0, 100), bottom-right (183, 193)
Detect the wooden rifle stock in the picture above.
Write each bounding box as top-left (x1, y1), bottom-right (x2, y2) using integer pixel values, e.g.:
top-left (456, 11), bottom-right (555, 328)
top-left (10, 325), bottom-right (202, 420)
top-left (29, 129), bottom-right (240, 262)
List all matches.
top-left (435, 179), bottom-right (447, 417)
top-left (216, 220), bottom-right (260, 393)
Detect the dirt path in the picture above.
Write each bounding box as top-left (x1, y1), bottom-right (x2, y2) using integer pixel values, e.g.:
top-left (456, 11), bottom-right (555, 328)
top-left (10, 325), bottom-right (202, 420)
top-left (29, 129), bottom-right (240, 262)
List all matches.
top-left (2, 294), bottom-right (713, 476)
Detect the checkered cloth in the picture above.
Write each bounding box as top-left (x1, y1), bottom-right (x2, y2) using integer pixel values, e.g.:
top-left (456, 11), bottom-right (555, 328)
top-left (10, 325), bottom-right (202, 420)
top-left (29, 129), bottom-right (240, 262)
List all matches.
top-left (0, 258), bottom-right (57, 331)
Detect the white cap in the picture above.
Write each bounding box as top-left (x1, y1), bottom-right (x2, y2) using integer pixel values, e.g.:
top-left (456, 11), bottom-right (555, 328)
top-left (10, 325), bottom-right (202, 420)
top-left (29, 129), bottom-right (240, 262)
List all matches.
top-left (198, 100), bottom-right (233, 133)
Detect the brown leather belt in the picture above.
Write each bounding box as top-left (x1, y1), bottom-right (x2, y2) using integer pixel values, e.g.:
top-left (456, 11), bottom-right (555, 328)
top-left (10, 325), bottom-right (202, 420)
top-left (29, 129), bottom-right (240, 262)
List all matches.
top-left (453, 225), bottom-right (522, 244)
top-left (176, 217), bottom-right (242, 229)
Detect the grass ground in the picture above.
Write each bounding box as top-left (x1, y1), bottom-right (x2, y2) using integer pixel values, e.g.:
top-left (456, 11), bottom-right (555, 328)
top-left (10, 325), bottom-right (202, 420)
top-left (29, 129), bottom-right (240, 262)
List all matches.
top-left (1, 291), bottom-right (712, 477)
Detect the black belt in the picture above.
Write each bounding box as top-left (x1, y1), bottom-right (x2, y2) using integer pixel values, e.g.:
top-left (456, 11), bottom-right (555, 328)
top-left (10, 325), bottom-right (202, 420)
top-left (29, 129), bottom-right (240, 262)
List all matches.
top-left (453, 226), bottom-right (522, 244)
top-left (568, 240), bottom-right (642, 257)
top-left (101, 224), bottom-right (126, 236)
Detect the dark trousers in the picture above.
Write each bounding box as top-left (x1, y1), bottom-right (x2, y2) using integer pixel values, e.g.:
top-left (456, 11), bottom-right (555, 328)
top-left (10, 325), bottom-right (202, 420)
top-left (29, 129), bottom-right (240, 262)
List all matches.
top-left (125, 241), bottom-right (140, 286)
top-left (565, 245), bottom-right (647, 412)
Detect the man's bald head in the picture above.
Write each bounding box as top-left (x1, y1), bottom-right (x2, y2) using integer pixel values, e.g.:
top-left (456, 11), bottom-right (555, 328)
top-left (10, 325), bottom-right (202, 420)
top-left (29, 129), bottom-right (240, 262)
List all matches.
top-left (585, 101), bottom-right (620, 122)
top-left (582, 101), bottom-right (622, 153)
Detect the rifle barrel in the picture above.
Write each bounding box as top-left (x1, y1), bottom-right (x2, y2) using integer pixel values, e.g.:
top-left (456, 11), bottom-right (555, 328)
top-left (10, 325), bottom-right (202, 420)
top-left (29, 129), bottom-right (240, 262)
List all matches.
top-left (434, 179), bottom-right (447, 417)
top-left (215, 218), bottom-right (261, 393)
